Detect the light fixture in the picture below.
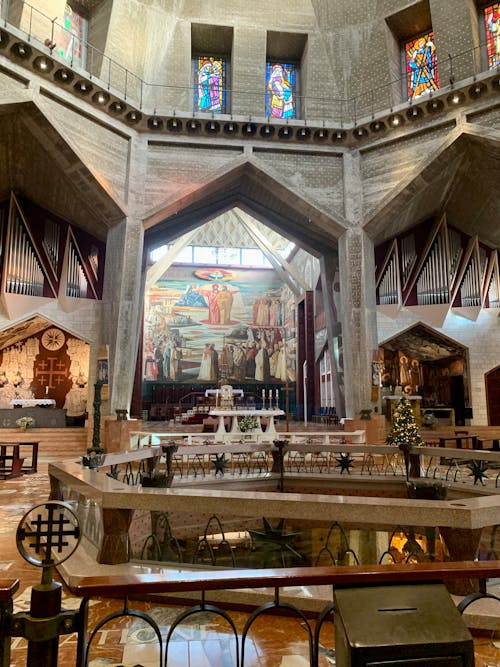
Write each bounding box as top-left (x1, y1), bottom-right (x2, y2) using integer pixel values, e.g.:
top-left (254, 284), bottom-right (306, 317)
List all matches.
top-left (314, 128), bottom-right (328, 141)
top-left (296, 126), bottom-right (311, 140)
top-left (278, 126), bottom-right (291, 138)
top-left (353, 127), bottom-right (367, 139)
top-left (33, 56), bottom-right (54, 73)
top-left (205, 120), bottom-right (220, 133)
top-left (242, 123), bottom-right (256, 135)
top-left (260, 125), bottom-right (275, 138)
top-left (11, 42), bottom-right (32, 59)
top-left (187, 118), bottom-right (201, 132)
top-left (92, 91), bottom-right (110, 105)
top-left (126, 110), bottom-right (142, 124)
top-left (426, 97), bottom-right (444, 113)
top-left (469, 82), bottom-right (485, 99)
top-left (109, 101), bottom-right (126, 114)
top-left (447, 91), bottom-right (465, 106)
top-left (388, 114), bottom-right (403, 127)
top-left (370, 120), bottom-right (385, 133)
top-left (55, 68), bottom-right (73, 84)
top-left (406, 106), bottom-right (422, 121)
top-left (74, 80), bottom-right (92, 95)
top-left (223, 121), bottom-right (238, 134)
top-left (167, 117), bottom-right (182, 131)
top-left (332, 130), bottom-right (346, 142)
top-left (147, 116), bottom-right (163, 130)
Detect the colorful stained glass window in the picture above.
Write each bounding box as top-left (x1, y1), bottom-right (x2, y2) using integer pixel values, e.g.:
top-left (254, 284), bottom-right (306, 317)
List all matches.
top-left (404, 32), bottom-right (439, 100)
top-left (484, 3), bottom-right (500, 68)
top-left (265, 62), bottom-right (298, 119)
top-left (194, 56), bottom-right (227, 113)
top-left (56, 3), bottom-right (87, 68)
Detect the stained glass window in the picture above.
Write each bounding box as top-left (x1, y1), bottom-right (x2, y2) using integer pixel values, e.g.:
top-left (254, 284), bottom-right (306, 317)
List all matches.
top-left (484, 3), bottom-right (500, 68)
top-left (56, 3), bottom-right (87, 68)
top-left (265, 62), bottom-right (298, 119)
top-left (194, 56), bottom-right (227, 113)
top-left (404, 32), bottom-right (439, 100)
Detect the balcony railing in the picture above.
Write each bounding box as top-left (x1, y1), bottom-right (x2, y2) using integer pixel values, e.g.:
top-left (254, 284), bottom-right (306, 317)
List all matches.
top-left (1, 0), bottom-right (500, 135)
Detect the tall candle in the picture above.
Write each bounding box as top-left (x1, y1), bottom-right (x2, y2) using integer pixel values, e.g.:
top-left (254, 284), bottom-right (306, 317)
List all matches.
top-left (261, 389), bottom-right (265, 400)
top-left (268, 389), bottom-right (272, 400)
top-left (275, 389), bottom-right (279, 399)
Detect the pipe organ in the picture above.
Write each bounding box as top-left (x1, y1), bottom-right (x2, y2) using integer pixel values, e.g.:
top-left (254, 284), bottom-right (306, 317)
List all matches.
top-left (375, 215), bottom-right (500, 313)
top-left (459, 261), bottom-right (481, 307)
top-left (378, 254), bottom-right (399, 304)
top-left (0, 193), bottom-right (105, 317)
top-left (6, 213), bottom-right (44, 296)
top-left (416, 233), bottom-right (449, 305)
top-left (67, 241), bottom-right (88, 298)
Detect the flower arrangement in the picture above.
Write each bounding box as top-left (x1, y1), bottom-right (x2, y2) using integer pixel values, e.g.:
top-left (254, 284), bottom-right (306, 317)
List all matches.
top-left (239, 415), bottom-right (259, 432)
top-left (16, 416), bottom-right (34, 430)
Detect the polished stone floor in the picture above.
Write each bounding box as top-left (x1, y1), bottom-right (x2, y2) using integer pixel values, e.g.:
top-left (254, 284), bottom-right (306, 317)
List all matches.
top-left (1, 465), bottom-right (499, 666)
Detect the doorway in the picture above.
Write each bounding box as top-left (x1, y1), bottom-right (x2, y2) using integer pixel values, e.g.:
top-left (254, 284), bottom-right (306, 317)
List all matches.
top-left (486, 367), bottom-right (500, 426)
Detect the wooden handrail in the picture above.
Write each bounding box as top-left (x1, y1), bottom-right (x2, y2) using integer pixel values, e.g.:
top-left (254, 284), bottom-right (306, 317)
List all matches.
top-left (0, 579), bottom-right (19, 601)
top-left (67, 561), bottom-right (500, 598)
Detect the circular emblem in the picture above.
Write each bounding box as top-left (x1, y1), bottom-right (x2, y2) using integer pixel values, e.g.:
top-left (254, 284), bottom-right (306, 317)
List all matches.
top-left (41, 328), bottom-right (65, 351)
top-left (16, 501), bottom-right (80, 568)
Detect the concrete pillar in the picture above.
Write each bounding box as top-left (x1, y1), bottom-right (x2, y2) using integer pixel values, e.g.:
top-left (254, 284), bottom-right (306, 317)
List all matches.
top-left (340, 151), bottom-right (378, 417)
top-left (103, 134), bottom-right (147, 414)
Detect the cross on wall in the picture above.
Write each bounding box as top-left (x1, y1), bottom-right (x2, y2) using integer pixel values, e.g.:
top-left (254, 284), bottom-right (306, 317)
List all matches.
top-left (34, 356), bottom-right (68, 389)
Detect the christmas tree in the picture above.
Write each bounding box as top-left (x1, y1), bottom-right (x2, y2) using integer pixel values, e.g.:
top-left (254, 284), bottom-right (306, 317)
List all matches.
top-left (386, 397), bottom-right (423, 448)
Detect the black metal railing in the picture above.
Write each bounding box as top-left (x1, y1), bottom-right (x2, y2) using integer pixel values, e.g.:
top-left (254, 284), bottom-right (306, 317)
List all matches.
top-left (1, 0), bottom-right (499, 124)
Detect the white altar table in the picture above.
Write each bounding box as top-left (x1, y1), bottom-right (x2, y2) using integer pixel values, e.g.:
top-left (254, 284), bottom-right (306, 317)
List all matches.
top-left (10, 399), bottom-right (56, 408)
top-left (209, 409), bottom-right (285, 440)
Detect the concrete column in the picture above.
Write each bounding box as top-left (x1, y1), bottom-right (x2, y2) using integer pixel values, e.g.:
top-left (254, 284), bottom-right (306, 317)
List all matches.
top-left (103, 134), bottom-right (147, 414)
top-left (340, 151), bottom-right (378, 417)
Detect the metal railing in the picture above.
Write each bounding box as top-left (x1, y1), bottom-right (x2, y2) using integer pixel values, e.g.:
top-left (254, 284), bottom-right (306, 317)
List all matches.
top-left (1, 559), bottom-right (499, 667)
top-left (1, 0), bottom-right (498, 124)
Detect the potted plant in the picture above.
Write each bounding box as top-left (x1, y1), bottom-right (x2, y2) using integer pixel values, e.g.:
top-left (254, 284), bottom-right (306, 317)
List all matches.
top-left (16, 416), bottom-right (34, 431)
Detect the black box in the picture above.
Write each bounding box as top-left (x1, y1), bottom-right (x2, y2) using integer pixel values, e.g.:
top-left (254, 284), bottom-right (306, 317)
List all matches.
top-left (333, 583), bottom-right (474, 666)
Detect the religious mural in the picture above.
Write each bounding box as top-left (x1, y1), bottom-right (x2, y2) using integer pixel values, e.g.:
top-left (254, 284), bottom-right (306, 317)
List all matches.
top-left (143, 266), bottom-right (296, 384)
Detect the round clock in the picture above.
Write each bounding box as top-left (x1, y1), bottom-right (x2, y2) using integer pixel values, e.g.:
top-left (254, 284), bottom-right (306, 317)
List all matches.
top-left (41, 328), bottom-right (65, 351)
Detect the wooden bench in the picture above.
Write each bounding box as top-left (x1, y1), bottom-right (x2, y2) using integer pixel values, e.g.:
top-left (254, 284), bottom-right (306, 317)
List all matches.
top-left (0, 442), bottom-right (38, 478)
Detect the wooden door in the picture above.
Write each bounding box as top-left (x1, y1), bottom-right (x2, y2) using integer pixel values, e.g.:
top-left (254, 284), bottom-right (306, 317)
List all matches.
top-left (486, 367), bottom-right (500, 426)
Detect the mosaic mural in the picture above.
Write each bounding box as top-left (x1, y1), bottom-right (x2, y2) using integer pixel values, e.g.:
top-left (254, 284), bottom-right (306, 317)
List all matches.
top-left (143, 266), bottom-right (296, 384)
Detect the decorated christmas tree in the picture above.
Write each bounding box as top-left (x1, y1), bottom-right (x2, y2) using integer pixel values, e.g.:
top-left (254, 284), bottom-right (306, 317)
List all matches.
top-left (386, 397), bottom-right (423, 448)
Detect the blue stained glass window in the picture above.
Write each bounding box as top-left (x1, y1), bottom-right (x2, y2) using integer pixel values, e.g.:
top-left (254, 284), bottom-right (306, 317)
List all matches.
top-left (194, 56), bottom-right (227, 113)
top-left (265, 62), bottom-right (297, 119)
top-left (404, 32), bottom-right (439, 101)
top-left (484, 3), bottom-right (500, 68)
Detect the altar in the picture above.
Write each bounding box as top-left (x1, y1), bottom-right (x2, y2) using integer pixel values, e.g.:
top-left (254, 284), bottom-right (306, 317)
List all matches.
top-left (10, 399), bottom-right (56, 408)
top-left (209, 409), bottom-right (285, 440)
top-left (0, 407), bottom-right (66, 428)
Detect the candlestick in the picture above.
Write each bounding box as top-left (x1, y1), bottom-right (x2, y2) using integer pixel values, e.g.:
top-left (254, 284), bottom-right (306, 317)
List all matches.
top-left (45, 385), bottom-right (49, 396)
top-left (268, 389), bottom-right (272, 400)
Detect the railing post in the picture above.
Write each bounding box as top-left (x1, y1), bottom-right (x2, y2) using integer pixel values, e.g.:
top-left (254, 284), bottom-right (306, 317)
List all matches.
top-left (0, 579), bottom-right (19, 667)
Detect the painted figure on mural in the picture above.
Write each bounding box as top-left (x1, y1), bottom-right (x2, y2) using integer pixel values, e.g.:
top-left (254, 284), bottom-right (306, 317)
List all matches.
top-left (217, 285), bottom-right (233, 325)
top-left (171, 341), bottom-right (183, 381)
top-left (198, 343), bottom-right (214, 381)
top-left (255, 339), bottom-right (270, 382)
top-left (408, 36), bottom-right (438, 99)
top-left (233, 344), bottom-right (246, 381)
top-left (198, 284), bottom-right (221, 324)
